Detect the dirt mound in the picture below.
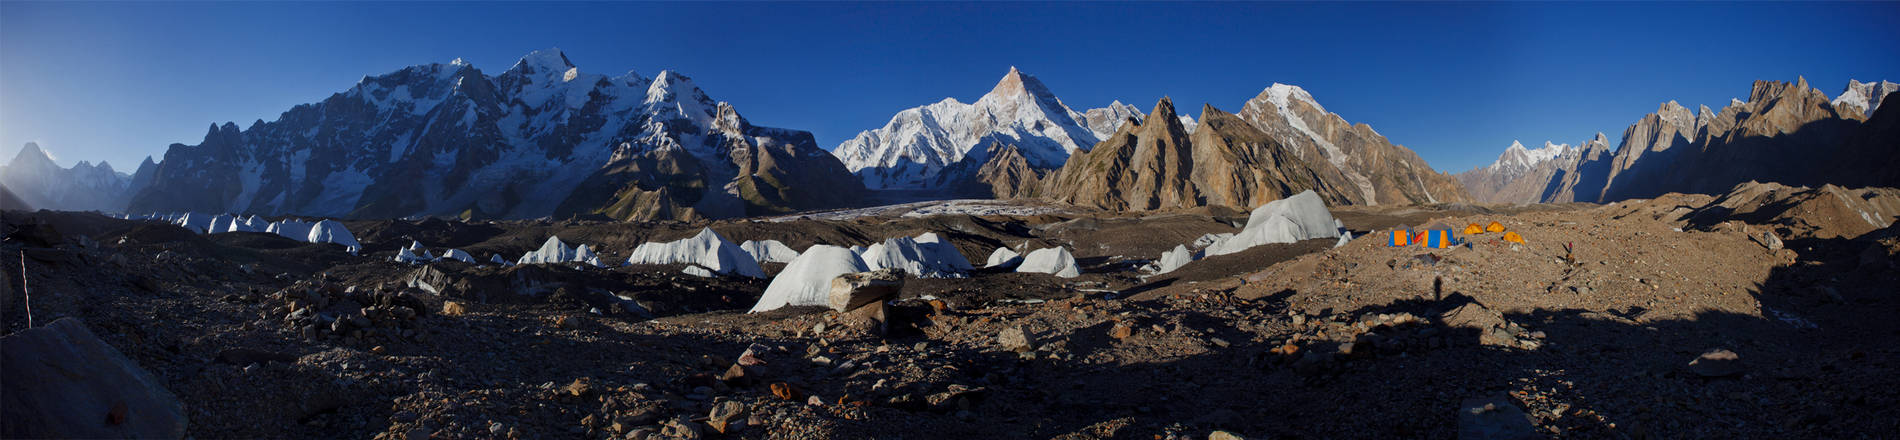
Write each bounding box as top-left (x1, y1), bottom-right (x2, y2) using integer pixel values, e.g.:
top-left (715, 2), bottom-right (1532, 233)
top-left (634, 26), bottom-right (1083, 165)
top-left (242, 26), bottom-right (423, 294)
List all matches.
top-left (345, 218), bottom-right (509, 253)
top-left (116, 223), bottom-right (205, 245)
top-left (1684, 181), bottom-right (1900, 239)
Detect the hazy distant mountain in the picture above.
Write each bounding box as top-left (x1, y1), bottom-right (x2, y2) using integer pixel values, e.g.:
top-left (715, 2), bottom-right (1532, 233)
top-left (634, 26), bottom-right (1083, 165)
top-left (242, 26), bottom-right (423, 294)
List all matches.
top-left (1456, 140), bottom-right (1574, 204)
top-left (1470, 78), bottom-right (1900, 204)
top-left (831, 68), bottom-right (1142, 192)
top-left (0, 142), bottom-right (141, 211)
top-left (127, 49), bottom-right (861, 221)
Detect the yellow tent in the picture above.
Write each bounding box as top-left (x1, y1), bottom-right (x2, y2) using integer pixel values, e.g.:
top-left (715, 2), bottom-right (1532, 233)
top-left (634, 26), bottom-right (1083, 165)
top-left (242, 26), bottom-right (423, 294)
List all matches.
top-left (1503, 231), bottom-right (1526, 243)
top-left (1463, 223), bottom-right (1484, 235)
top-left (1486, 221), bottom-right (1506, 233)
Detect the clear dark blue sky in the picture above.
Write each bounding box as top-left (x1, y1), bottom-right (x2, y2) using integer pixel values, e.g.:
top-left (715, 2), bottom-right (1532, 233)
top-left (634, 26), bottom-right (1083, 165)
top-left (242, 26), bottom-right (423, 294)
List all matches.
top-left (3, 1), bottom-right (1896, 173)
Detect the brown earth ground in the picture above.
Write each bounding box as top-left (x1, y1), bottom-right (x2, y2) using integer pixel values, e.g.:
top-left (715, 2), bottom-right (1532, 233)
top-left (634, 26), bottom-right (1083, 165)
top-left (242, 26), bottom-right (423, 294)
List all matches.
top-left (3, 184), bottom-right (1897, 439)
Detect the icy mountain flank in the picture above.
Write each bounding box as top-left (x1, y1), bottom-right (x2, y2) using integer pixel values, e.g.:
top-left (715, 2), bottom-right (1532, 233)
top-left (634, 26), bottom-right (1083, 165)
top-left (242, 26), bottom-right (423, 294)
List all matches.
top-left (1833, 79), bottom-right (1900, 118)
top-left (831, 67), bottom-right (1143, 191)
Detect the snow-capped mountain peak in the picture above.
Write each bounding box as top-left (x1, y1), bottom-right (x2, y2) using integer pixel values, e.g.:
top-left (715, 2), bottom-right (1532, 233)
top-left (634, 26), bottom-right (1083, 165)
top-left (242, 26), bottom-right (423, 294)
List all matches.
top-left (1833, 79), bottom-right (1899, 118)
top-left (1486, 140), bottom-right (1570, 174)
top-left (645, 70), bottom-right (718, 128)
top-left (1264, 83), bottom-right (1327, 115)
top-left (831, 67), bottom-right (1139, 190)
top-left (508, 48), bottom-right (575, 77)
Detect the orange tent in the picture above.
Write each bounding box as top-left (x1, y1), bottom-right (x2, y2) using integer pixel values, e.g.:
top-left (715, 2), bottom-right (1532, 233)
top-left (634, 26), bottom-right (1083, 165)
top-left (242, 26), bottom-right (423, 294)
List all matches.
top-left (1463, 223), bottom-right (1484, 235)
top-left (1486, 221), bottom-right (1506, 233)
top-left (1503, 231), bottom-right (1525, 243)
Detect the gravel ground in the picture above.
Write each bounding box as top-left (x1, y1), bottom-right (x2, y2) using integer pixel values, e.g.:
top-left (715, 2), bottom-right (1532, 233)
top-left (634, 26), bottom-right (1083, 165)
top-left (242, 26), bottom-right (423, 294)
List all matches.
top-left (3, 188), bottom-right (1896, 439)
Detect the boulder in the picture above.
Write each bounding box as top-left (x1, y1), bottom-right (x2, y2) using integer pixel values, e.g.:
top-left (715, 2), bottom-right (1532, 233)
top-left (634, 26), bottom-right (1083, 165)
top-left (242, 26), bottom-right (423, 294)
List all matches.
top-left (1, 318), bottom-right (187, 439)
top-left (996, 326), bottom-right (1035, 352)
top-left (828, 268), bottom-right (904, 312)
top-left (843, 301), bottom-right (890, 335)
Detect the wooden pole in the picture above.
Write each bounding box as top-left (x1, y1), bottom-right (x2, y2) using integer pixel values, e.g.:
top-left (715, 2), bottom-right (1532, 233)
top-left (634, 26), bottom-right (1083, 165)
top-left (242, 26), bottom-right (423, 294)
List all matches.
top-left (20, 250), bottom-right (29, 328)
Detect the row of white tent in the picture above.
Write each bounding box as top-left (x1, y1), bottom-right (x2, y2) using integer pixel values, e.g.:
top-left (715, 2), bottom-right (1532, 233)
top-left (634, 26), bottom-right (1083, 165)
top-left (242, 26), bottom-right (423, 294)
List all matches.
top-left (123, 212), bottom-right (361, 254)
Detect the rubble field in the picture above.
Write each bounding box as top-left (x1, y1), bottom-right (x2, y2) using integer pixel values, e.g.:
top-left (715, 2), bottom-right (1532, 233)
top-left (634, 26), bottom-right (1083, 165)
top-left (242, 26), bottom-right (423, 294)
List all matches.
top-left (3, 182), bottom-right (1897, 439)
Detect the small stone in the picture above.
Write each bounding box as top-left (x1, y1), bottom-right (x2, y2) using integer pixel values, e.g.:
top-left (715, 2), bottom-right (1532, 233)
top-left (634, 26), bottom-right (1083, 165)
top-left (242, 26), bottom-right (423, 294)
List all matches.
top-left (806, 395), bottom-right (823, 406)
top-left (770, 382), bottom-right (800, 401)
top-left (1210, 337), bottom-right (1231, 348)
top-left (371, 345), bottom-right (388, 355)
top-left (718, 364), bottom-right (752, 385)
top-left (553, 315), bottom-right (579, 329)
top-left (660, 416), bottom-right (703, 440)
top-left (706, 399), bottom-right (746, 433)
top-left (439, 300), bottom-right (465, 316)
top-left (1751, 230), bottom-right (1784, 250)
top-left (1109, 322), bottom-right (1134, 340)
top-left (997, 326), bottom-right (1035, 353)
top-left (564, 377), bottom-right (594, 397)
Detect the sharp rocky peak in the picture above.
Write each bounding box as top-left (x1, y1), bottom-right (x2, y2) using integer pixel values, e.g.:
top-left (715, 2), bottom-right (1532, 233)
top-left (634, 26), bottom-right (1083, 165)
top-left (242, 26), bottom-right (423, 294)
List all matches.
top-left (1149, 97), bottom-right (1179, 121)
top-left (987, 66), bottom-right (1057, 99)
top-left (9, 142), bottom-right (56, 167)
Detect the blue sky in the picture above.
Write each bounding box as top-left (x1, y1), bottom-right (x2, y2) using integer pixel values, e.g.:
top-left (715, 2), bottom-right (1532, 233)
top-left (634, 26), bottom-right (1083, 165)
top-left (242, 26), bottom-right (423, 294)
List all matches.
top-left (3, 1), bottom-right (1896, 173)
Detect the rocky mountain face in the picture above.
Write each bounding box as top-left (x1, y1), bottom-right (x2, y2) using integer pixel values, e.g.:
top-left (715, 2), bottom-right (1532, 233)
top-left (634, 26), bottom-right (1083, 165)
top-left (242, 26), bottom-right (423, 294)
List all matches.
top-left (127, 49), bottom-right (861, 221)
top-left (0, 143), bottom-right (144, 211)
top-left (1042, 93), bottom-right (1466, 211)
top-left (1472, 78), bottom-right (1900, 204)
top-left (830, 68), bottom-right (1141, 193)
top-left (1236, 84), bottom-right (1468, 205)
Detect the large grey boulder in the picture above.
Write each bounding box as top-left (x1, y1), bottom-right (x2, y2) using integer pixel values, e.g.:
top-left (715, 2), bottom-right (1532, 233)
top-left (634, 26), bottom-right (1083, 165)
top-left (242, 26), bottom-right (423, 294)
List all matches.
top-left (2, 318), bottom-right (187, 439)
top-left (828, 268), bottom-right (903, 313)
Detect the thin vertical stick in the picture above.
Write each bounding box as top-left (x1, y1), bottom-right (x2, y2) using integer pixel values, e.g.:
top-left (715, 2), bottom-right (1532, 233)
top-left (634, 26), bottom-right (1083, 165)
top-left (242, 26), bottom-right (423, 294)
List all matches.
top-left (20, 250), bottom-right (29, 328)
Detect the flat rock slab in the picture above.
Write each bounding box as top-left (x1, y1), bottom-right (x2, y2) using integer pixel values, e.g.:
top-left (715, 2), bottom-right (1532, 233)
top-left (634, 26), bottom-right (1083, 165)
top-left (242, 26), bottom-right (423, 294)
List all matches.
top-left (2, 317), bottom-right (187, 439)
